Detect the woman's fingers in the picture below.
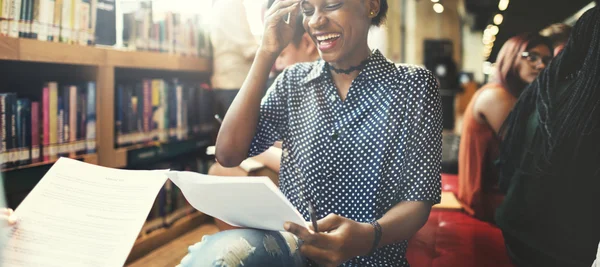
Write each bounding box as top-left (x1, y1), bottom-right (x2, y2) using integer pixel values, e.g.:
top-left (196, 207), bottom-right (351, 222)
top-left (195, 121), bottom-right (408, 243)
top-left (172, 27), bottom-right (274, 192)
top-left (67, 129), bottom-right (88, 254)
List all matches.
top-left (266, 0), bottom-right (300, 20)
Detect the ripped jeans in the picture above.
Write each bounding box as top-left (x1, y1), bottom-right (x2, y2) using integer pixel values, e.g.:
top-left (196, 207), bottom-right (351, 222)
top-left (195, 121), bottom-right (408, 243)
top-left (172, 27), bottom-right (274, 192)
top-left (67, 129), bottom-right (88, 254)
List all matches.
top-left (177, 229), bottom-right (307, 267)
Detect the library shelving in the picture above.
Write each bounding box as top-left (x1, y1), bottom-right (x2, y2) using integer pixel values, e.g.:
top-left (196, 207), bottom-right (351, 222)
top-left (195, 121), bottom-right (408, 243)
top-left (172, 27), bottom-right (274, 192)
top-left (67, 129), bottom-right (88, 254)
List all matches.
top-left (0, 35), bottom-right (213, 208)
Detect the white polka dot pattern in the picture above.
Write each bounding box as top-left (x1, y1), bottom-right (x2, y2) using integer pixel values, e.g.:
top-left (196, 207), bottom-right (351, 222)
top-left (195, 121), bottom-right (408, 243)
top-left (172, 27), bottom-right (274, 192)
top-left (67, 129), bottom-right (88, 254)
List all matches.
top-left (249, 50), bottom-right (442, 266)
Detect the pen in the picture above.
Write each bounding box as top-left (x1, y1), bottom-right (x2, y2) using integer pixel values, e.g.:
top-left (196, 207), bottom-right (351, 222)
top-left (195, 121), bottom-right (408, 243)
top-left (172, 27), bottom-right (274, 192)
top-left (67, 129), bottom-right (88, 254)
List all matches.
top-left (308, 201), bottom-right (318, 232)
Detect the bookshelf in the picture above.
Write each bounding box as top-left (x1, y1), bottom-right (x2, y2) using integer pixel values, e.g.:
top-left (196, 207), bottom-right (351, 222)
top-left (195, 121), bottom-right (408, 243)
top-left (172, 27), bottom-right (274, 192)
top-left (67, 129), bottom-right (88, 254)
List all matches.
top-left (0, 35), bottom-right (213, 207)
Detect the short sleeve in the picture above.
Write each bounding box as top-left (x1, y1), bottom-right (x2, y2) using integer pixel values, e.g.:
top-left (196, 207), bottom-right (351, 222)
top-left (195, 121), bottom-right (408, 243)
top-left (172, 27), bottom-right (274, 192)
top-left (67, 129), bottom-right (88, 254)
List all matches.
top-left (248, 69), bottom-right (290, 157)
top-left (398, 68), bottom-right (443, 204)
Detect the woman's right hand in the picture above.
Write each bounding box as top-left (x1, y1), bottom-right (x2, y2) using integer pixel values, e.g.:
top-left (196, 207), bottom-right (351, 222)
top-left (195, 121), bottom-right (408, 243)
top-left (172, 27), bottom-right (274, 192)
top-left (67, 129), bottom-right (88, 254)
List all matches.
top-left (260, 0), bottom-right (301, 56)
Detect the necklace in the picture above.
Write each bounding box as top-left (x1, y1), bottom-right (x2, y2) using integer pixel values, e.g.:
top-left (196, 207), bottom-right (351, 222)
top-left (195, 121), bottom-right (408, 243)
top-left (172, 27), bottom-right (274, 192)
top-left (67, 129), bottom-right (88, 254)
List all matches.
top-left (328, 54), bottom-right (371, 74)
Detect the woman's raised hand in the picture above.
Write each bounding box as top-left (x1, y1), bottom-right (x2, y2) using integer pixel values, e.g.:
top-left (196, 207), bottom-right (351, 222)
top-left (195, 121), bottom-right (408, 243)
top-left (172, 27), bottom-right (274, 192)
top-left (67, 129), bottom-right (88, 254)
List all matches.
top-left (260, 0), bottom-right (301, 56)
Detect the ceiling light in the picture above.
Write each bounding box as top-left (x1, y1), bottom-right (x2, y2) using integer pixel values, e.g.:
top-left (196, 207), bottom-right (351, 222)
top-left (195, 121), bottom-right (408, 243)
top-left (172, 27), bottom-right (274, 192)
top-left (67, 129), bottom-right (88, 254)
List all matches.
top-left (498, 0), bottom-right (509, 11)
top-left (431, 0), bottom-right (439, 2)
top-left (433, 3), bottom-right (444, 13)
top-left (494, 14), bottom-right (504, 25)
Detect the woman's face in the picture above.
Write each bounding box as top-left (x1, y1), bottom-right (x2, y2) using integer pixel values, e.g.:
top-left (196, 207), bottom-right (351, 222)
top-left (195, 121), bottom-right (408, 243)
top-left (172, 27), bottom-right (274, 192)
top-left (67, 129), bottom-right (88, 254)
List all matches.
top-left (517, 44), bottom-right (552, 84)
top-left (300, 0), bottom-right (376, 64)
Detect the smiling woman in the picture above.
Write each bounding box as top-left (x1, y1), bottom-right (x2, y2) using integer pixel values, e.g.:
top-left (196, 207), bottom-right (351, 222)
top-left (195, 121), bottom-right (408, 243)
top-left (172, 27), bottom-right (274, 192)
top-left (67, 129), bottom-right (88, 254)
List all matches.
top-left (180, 0), bottom-right (442, 266)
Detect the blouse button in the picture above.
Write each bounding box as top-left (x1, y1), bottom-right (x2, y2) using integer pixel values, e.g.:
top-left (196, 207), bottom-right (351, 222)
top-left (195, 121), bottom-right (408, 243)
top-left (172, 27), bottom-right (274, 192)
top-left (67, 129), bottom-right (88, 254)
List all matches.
top-left (282, 148), bottom-right (289, 158)
top-left (329, 94), bottom-right (336, 102)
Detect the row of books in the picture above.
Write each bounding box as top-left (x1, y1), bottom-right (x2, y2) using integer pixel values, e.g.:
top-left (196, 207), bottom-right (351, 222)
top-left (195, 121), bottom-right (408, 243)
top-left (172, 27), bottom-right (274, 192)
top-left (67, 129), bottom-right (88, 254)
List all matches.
top-left (121, 1), bottom-right (210, 57)
top-left (0, 0), bottom-right (102, 45)
top-left (115, 79), bottom-right (214, 148)
top-left (0, 81), bottom-right (96, 168)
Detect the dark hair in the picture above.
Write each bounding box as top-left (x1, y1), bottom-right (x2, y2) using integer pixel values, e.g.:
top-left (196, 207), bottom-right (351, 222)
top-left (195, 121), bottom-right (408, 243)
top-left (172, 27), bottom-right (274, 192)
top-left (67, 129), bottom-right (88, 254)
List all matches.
top-left (540, 23), bottom-right (573, 48)
top-left (494, 32), bottom-right (553, 97)
top-left (497, 6), bottom-right (600, 190)
top-left (268, 0), bottom-right (388, 27)
top-left (372, 0), bottom-right (388, 26)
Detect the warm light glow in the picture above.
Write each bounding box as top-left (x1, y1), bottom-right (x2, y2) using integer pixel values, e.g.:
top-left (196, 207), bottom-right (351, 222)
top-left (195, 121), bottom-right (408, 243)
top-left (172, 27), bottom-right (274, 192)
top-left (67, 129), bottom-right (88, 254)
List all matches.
top-left (431, 0), bottom-right (439, 2)
top-left (498, 0), bottom-right (510, 11)
top-left (488, 25), bottom-right (500, 36)
top-left (494, 14), bottom-right (504, 25)
top-left (433, 3), bottom-right (444, 13)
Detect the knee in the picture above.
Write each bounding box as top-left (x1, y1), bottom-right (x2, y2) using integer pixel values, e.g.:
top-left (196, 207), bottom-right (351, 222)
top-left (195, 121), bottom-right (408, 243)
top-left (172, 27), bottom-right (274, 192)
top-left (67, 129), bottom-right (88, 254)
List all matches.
top-left (177, 229), bottom-right (302, 267)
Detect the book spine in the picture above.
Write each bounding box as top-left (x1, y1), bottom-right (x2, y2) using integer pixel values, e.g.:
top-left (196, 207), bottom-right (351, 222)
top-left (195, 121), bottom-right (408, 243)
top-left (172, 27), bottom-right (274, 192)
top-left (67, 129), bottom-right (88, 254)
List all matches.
top-left (78, 0), bottom-right (88, 45)
top-left (43, 0), bottom-right (54, 41)
top-left (31, 101), bottom-right (40, 163)
top-left (56, 95), bottom-right (63, 157)
top-left (151, 79), bottom-right (159, 141)
top-left (0, 94), bottom-right (8, 168)
top-left (31, 0), bottom-right (40, 39)
top-left (176, 83), bottom-right (182, 141)
top-left (168, 81), bottom-right (176, 141)
top-left (8, 0), bottom-right (21, 38)
top-left (25, 0), bottom-right (33, 38)
top-left (15, 98), bottom-right (24, 165)
top-left (142, 79), bottom-right (151, 142)
top-left (159, 80), bottom-right (167, 142)
top-left (115, 83), bottom-right (122, 147)
top-left (24, 99), bottom-right (31, 164)
top-left (0, 0), bottom-right (8, 36)
top-left (17, 0), bottom-right (25, 37)
top-left (48, 82), bottom-right (57, 160)
top-left (85, 81), bottom-right (95, 154)
top-left (8, 94), bottom-right (17, 167)
top-left (51, 0), bottom-right (60, 42)
top-left (42, 86), bottom-right (49, 161)
top-left (77, 85), bottom-right (85, 155)
top-left (59, 0), bottom-right (69, 43)
top-left (69, 85), bottom-right (76, 157)
top-left (87, 0), bottom-right (93, 44)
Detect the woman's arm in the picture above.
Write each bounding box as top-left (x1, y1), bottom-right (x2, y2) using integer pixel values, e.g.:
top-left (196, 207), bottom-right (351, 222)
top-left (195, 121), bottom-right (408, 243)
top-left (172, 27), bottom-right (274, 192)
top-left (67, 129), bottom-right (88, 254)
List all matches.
top-left (215, 1), bottom-right (300, 167)
top-left (215, 50), bottom-right (278, 167)
top-left (375, 201), bottom-right (432, 247)
top-left (473, 88), bottom-right (516, 135)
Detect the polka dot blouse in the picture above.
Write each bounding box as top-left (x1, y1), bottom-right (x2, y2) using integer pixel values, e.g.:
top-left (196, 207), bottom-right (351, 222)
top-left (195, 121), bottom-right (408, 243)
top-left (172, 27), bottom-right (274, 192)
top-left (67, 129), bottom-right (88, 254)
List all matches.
top-left (249, 50), bottom-right (443, 267)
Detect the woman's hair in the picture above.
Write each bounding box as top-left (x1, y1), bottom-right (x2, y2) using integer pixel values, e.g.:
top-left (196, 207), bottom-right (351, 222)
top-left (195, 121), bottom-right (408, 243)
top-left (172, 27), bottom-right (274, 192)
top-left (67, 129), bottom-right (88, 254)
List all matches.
top-left (372, 0), bottom-right (388, 26)
top-left (497, 6), bottom-right (600, 189)
top-left (494, 32), bottom-right (553, 97)
top-left (267, 0), bottom-right (388, 27)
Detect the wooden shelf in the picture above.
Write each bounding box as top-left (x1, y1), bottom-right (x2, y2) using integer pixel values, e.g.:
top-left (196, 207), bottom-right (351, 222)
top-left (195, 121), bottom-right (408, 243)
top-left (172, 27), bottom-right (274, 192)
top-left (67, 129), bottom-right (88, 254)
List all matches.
top-left (2, 153), bottom-right (98, 172)
top-left (19, 38), bottom-right (105, 66)
top-left (0, 36), bottom-right (211, 72)
top-left (112, 138), bottom-right (211, 168)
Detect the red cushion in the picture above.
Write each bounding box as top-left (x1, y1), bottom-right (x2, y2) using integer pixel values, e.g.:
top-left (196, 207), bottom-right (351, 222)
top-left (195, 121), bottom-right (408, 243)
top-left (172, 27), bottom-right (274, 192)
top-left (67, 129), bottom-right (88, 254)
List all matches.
top-left (407, 210), bottom-right (514, 267)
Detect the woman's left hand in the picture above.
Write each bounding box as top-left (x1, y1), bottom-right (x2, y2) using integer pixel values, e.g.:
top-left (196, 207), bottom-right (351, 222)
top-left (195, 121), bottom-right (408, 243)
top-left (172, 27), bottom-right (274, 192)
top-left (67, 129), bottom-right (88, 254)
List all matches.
top-left (284, 214), bottom-right (374, 267)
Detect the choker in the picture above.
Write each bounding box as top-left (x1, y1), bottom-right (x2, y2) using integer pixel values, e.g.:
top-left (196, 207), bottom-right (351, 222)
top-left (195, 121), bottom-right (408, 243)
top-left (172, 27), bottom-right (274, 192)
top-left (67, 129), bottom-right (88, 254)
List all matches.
top-left (328, 56), bottom-right (371, 75)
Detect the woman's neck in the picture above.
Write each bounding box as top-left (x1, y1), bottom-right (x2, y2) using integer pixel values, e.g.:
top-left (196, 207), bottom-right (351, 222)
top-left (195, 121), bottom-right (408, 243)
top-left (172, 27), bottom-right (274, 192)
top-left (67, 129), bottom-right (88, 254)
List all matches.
top-left (328, 46), bottom-right (372, 101)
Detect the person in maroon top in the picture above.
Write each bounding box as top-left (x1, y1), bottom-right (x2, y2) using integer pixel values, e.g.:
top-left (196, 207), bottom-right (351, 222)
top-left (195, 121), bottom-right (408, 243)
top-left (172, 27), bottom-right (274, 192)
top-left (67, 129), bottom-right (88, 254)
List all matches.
top-left (457, 33), bottom-right (553, 222)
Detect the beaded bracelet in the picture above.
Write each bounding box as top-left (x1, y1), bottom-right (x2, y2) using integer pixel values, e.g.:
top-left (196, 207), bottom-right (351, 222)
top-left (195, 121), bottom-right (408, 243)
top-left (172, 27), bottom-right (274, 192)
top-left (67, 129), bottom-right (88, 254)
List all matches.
top-left (368, 220), bottom-right (382, 256)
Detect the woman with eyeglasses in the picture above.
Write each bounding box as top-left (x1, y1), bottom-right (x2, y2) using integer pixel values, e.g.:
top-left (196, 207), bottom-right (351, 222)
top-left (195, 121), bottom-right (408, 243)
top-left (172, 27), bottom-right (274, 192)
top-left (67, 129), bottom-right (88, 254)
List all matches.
top-left (457, 33), bottom-right (553, 222)
top-left (497, 7), bottom-right (600, 266)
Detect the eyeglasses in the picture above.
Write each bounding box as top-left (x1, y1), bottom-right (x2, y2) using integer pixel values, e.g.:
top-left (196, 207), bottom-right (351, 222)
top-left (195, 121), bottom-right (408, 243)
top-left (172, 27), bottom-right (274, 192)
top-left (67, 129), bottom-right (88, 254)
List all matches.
top-left (521, 51), bottom-right (552, 66)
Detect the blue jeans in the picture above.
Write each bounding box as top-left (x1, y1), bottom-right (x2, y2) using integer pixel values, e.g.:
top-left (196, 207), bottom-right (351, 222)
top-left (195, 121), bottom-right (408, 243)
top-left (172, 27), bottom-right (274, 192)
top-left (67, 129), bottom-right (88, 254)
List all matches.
top-left (177, 229), bottom-right (306, 267)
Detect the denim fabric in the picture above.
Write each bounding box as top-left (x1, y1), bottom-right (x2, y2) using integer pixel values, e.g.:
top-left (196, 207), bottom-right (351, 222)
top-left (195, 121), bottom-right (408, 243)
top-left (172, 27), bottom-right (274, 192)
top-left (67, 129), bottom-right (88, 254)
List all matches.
top-left (177, 229), bottom-right (306, 267)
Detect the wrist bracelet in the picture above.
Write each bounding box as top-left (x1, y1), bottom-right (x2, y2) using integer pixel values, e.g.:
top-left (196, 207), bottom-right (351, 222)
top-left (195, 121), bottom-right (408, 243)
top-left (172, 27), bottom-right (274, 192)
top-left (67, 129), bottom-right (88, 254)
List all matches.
top-left (368, 220), bottom-right (382, 256)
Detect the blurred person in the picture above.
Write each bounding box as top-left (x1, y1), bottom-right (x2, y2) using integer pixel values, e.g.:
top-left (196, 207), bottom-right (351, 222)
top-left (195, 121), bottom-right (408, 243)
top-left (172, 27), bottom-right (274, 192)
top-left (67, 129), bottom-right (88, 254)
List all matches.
top-left (497, 7), bottom-right (600, 266)
top-left (540, 23), bottom-right (572, 56)
top-left (180, 0), bottom-right (444, 265)
top-left (210, 0), bottom-right (260, 119)
top-left (457, 33), bottom-right (553, 222)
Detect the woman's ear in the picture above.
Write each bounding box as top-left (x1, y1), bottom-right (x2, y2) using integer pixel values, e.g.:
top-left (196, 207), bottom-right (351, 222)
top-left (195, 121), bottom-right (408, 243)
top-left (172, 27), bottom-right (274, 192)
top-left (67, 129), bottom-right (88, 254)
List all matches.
top-left (367, 0), bottom-right (381, 18)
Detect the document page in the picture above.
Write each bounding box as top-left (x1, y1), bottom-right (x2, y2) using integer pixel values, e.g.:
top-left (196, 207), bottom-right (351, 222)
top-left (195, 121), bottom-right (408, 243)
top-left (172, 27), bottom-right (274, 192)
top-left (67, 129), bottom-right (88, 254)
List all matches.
top-left (0, 157), bottom-right (168, 267)
top-left (167, 171), bottom-right (307, 231)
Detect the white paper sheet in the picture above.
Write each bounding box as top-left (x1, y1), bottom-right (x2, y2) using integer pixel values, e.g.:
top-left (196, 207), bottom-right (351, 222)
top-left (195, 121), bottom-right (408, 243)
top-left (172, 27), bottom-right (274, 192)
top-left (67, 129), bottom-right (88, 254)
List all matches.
top-left (0, 157), bottom-right (168, 267)
top-left (167, 171), bottom-right (307, 231)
